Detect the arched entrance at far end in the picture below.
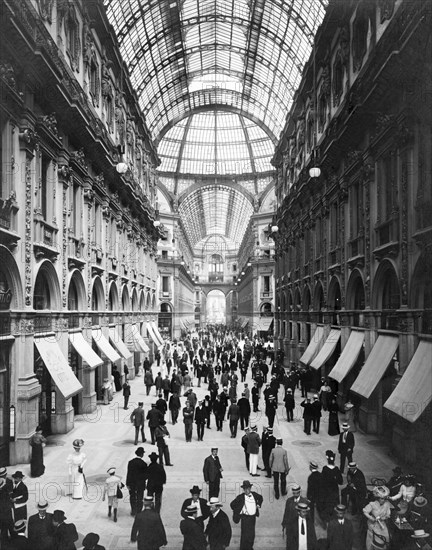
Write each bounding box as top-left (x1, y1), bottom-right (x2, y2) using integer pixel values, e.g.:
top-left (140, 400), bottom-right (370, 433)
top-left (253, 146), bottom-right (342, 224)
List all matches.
top-left (206, 289), bottom-right (226, 324)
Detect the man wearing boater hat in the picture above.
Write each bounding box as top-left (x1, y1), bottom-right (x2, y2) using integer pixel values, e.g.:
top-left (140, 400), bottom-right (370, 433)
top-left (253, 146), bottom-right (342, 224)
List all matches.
top-left (28, 500), bottom-right (55, 550)
top-left (338, 422), bottom-right (355, 474)
top-left (410, 530), bottom-right (432, 550)
top-left (180, 485), bottom-right (210, 528)
top-left (326, 504), bottom-right (353, 550)
top-left (205, 497), bottom-right (232, 550)
top-left (230, 480), bottom-right (263, 550)
top-left (131, 495), bottom-right (167, 550)
top-left (284, 501), bottom-right (317, 550)
top-left (180, 505), bottom-right (207, 550)
top-left (9, 519), bottom-right (29, 550)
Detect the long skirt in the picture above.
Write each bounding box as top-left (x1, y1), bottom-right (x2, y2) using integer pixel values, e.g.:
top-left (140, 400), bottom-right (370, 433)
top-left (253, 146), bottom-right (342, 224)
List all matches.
top-left (328, 412), bottom-right (340, 436)
top-left (30, 444), bottom-right (45, 477)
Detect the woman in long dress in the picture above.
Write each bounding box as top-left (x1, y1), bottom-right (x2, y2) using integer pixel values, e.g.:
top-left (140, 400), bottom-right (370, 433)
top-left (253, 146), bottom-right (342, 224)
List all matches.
top-left (66, 439), bottom-right (86, 499)
top-left (363, 486), bottom-right (392, 550)
top-left (30, 426), bottom-right (47, 477)
top-left (318, 450), bottom-right (343, 523)
top-left (328, 396), bottom-right (340, 436)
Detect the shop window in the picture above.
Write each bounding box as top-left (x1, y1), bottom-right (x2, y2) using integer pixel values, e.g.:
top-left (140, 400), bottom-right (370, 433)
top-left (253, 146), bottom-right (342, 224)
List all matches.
top-left (33, 270), bottom-right (50, 310)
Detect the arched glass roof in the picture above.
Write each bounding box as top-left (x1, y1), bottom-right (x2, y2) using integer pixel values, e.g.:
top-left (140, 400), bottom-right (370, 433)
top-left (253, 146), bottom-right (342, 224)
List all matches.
top-left (158, 110), bottom-right (274, 176)
top-left (104, 0), bottom-right (329, 248)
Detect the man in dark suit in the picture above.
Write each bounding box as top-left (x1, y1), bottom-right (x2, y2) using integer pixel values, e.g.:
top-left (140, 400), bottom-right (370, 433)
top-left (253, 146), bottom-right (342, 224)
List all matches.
top-left (300, 398), bottom-right (314, 436)
top-left (126, 447), bottom-right (147, 516)
top-left (82, 533), bottom-right (105, 550)
top-left (28, 500), bottom-right (55, 550)
top-left (311, 395), bottom-right (322, 434)
top-left (230, 480), bottom-right (263, 550)
top-left (146, 453), bottom-right (166, 514)
top-left (205, 497), bottom-right (232, 550)
top-left (146, 404), bottom-right (163, 445)
top-left (237, 392), bottom-right (251, 430)
top-left (52, 510), bottom-right (78, 550)
top-left (261, 427), bottom-right (276, 478)
top-left (11, 472), bottom-right (28, 521)
top-left (194, 400), bottom-right (207, 441)
top-left (285, 502), bottom-right (317, 550)
top-left (227, 399), bottom-right (240, 438)
top-left (306, 461), bottom-right (321, 522)
top-left (338, 423), bottom-right (355, 473)
top-left (180, 485), bottom-right (210, 528)
top-left (327, 504), bottom-right (353, 550)
top-left (282, 485), bottom-right (311, 534)
top-left (130, 495), bottom-right (167, 550)
top-left (340, 462), bottom-right (367, 515)
top-left (203, 448), bottom-right (223, 498)
top-left (130, 403), bottom-right (146, 445)
top-left (180, 505), bottom-right (206, 550)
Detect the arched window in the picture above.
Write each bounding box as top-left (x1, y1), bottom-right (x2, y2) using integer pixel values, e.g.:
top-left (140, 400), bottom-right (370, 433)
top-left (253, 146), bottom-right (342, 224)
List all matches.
top-left (208, 254), bottom-right (224, 283)
top-left (33, 271), bottom-right (50, 310)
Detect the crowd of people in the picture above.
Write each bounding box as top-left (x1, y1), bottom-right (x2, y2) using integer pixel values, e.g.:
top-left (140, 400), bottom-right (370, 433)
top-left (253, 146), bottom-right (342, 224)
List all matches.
top-left (0, 325), bottom-right (430, 550)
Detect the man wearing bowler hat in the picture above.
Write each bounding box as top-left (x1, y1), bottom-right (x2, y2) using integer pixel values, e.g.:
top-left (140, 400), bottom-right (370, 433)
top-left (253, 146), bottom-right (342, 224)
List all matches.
top-left (326, 504), bottom-right (353, 550)
top-left (28, 500), bottom-right (55, 550)
top-left (205, 497), bottom-right (232, 550)
top-left (180, 505), bottom-right (207, 550)
top-left (131, 495), bottom-right (167, 550)
top-left (181, 486), bottom-right (210, 528)
top-left (230, 480), bottom-right (263, 550)
top-left (285, 502), bottom-right (317, 550)
top-left (127, 447), bottom-right (147, 516)
top-left (82, 532), bottom-right (105, 550)
top-left (52, 510), bottom-right (78, 550)
top-left (11, 472), bottom-right (28, 521)
top-left (146, 453), bottom-right (166, 514)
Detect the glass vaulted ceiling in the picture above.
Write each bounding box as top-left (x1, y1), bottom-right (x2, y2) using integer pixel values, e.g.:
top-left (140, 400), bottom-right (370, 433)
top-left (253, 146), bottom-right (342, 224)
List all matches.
top-left (104, 0), bottom-right (328, 248)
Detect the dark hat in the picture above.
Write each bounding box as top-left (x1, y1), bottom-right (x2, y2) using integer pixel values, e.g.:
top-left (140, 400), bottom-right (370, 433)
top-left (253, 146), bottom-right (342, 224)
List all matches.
top-left (11, 471), bottom-right (24, 479)
top-left (211, 447), bottom-right (218, 451)
top-left (135, 447), bottom-right (145, 457)
top-left (138, 402), bottom-right (144, 406)
top-left (326, 450), bottom-right (335, 459)
top-left (276, 438), bottom-right (283, 445)
top-left (72, 438), bottom-right (84, 448)
top-left (148, 452), bottom-right (159, 461)
top-left (151, 403), bottom-right (156, 407)
top-left (190, 485), bottom-right (201, 494)
top-left (14, 519), bottom-right (26, 532)
top-left (82, 533), bottom-right (100, 547)
top-left (53, 510), bottom-right (66, 523)
top-left (241, 480), bottom-right (253, 489)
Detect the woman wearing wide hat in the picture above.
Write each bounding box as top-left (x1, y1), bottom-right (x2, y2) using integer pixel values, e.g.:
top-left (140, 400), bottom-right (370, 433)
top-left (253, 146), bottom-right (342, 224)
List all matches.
top-left (29, 426), bottom-right (47, 477)
top-left (363, 486), bottom-right (392, 550)
top-left (66, 439), bottom-right (86, 499)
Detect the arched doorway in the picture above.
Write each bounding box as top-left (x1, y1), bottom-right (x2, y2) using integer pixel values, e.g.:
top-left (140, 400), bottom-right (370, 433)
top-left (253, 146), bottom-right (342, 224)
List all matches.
top-left (206, 290), bottom-right (226, 324)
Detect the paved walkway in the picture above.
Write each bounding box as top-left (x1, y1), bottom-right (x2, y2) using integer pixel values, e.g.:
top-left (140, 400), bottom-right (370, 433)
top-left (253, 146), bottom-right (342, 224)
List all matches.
top-left (14, 362), bottom-right (399, 549)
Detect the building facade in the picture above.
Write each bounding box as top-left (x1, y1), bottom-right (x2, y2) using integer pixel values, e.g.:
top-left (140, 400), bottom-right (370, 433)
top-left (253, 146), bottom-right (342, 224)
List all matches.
top-left (0, 0), bottom-right (162, 464)
top-left (273, 0), bottom-right (432, 480)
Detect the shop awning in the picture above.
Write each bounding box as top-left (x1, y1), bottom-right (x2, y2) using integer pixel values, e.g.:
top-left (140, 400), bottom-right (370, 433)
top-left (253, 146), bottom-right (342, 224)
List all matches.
top-left (151, 321), bottom-right (164, 346)
top-left (34, 336), bottom-right (83, 399)
top-left (69, 331), bottom-right (103, 370)
top-left (328, 330), bottom-right (365, 383)
top-left (146, 322), bottom-right (163, 349)
top-left (310, 328), bottom-right (341, 370)
top-left (299, 325), bottom-right (325, 366)
top-left (109, 327), bottom-right (133, 360)
top-left (130, 324), bottom-right (150, 353)
top-left (91, 328), bottom-right (121, 363)
top-left (384, 340), bottom-right (432, 423)
top-left (256, 317), bottom-right (274, 331)
top-left (350, 334), bottom-right (399, 399)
